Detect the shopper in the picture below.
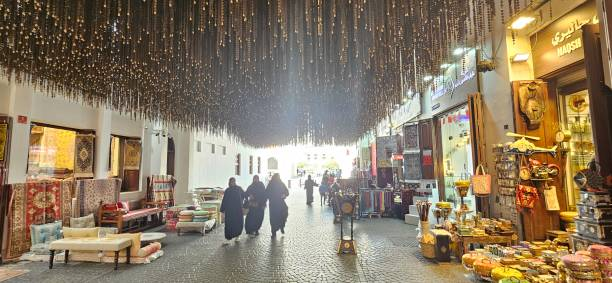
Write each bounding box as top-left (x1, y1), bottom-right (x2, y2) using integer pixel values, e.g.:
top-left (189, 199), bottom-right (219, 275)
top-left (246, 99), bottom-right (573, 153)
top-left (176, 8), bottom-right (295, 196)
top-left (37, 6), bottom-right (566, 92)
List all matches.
top-left (220, 177), bottom-right (245, 244)
top-left (244, 175), bottom-right (267, 236)
top-left (303, 175), bottom-right (318, 206)
top-left (319, 172), bottom-right (329, 206)
top-left (266, 173), bottom-right (289, 239)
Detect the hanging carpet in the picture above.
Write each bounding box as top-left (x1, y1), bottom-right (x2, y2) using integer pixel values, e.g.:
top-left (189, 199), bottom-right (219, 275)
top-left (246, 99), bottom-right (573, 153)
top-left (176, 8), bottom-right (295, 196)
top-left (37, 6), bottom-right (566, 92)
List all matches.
top-left (73, 134), bottom-right (95, 178)
top-left (75, 178), bottom-right (121, 217)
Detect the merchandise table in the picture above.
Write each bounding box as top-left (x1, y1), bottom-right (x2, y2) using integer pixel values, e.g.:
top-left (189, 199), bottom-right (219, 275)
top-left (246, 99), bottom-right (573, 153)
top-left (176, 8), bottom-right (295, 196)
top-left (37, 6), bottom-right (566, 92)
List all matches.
top-left (458, 234), bottom-right (516, 257)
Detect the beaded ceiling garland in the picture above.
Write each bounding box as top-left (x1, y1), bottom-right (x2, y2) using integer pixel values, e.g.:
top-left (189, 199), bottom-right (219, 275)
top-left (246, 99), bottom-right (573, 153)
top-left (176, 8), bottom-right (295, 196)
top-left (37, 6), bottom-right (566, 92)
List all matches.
top-left (0, 0), bottom-right (520, 146)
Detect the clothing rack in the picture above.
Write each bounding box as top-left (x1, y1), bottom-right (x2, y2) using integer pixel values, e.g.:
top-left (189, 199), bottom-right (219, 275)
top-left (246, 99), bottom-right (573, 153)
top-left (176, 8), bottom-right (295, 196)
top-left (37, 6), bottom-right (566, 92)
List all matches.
top-left (358, 188), bottom-right (394, 218)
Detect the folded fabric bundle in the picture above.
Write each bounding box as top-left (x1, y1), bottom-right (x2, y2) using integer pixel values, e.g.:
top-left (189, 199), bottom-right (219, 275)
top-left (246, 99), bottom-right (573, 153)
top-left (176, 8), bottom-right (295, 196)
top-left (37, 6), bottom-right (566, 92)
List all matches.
top-left (192, 210), bottom-right (209, 216)
top-left (192, 216), bottom-right (209, 222)
top-left (179, 210), bottom-right (195, 216)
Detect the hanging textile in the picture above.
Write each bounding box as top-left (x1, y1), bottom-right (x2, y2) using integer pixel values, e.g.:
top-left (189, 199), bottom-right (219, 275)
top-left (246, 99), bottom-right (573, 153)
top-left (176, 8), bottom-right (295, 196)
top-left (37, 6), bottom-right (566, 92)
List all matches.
top-left (123, 139), bottom-right (141, 170)
top-left (147, 175), bottom-right (176, 204)
top-left (75, 178), bottom-right (121, 217)
top-left (4, 180), bottom-right (72, 260)
top-left (73, 134), bottom-right (95, 178)
top-left (0, 122), bottom-right (7, 162)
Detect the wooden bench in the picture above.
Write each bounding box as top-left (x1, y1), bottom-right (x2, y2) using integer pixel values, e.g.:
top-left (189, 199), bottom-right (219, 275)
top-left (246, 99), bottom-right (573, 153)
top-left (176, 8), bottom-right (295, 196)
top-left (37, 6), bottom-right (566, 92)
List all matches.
top-left (49, 238), bottom-right (132, 270)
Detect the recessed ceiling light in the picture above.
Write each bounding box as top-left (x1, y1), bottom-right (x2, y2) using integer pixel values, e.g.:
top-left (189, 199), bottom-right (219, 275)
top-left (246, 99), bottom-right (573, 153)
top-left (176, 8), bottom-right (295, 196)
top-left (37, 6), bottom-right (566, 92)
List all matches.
top-left (510, 16), bottom-right (535, 30)
top-left (453, 48), bottom-right (466, 56)
top-left (402, 97), bottom-right (408, 103)
top-left (423, 75), bottom-right (433, 82)
top-left (512, 53), bottom-right (530, 62)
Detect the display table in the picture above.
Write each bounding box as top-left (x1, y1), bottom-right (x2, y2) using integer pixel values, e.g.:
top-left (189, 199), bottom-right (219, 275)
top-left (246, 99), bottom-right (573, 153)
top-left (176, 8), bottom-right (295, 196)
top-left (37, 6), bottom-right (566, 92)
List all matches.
top-left (458, 234), bottom-right (516, 257)
top-left (141, 232), bottom-right (167, 245)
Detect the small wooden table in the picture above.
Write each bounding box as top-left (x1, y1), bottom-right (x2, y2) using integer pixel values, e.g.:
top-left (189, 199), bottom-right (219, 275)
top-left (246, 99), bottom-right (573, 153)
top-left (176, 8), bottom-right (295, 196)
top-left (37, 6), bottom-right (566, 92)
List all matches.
top-left (49, 238), bottom-right (132, 270)
top-left (458, 234), bottom-right (516, 256)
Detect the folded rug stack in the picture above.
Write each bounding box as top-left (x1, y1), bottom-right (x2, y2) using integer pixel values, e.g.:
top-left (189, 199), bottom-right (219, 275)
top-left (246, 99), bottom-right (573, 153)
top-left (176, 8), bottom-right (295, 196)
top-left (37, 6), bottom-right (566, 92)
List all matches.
top-left (178, 210), bottom-right (194, 222)
top-left (192, 210), bottom-right (209, 222)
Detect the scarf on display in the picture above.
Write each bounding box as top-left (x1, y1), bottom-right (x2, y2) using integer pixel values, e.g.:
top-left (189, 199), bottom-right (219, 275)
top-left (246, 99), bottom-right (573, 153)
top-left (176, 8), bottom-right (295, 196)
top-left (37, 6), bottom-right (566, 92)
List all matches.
top-left (4, 180), bottom-right (72, 260)
top-left (75, 178), bottom-right (121, 217)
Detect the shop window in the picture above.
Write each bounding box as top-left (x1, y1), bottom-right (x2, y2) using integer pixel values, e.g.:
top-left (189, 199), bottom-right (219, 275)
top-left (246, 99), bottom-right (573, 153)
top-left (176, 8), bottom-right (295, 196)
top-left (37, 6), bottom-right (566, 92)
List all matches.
top-left (307, 154), bottom-right (311, 160)
top-left (257, 157), bottom-right (261, 174)
top-left (314, 154), bottom-right (318, 160)
top-left (196, 141), bottom-right (202, 152)
top-left (322, 154), bottom-right (326, 160)
top-left (210, 143), bottom-right (215, 154)
top-left (109, 135), bottom-right (142, 192)
top-left (222, 146), bottom-right (227, 155)
top-left (249, 156), bottom-right (254, 175)
top-left (235, 154), bottom-right (241, 175)
top-left (268, 157), bottom-right (278, 170)
top-left (27, 124), bottom-right (94, 180)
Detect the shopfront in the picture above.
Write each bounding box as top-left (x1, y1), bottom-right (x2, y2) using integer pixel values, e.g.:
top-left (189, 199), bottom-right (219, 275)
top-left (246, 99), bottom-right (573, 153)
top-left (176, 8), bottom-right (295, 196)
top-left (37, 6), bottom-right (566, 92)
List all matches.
top-left (430, 49), bottom-right (483, 213)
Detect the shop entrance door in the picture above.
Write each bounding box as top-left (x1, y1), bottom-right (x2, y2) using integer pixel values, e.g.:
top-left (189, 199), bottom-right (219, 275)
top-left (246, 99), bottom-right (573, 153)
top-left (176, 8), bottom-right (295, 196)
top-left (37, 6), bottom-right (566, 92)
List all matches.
top-left (437, 104), bottom-right (476, 211)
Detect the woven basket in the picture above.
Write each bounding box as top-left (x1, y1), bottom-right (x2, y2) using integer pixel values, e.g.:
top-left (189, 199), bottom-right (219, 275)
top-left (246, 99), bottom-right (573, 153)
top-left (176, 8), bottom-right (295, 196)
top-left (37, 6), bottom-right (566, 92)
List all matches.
top-left (421, 242), bottom-right (435, 259)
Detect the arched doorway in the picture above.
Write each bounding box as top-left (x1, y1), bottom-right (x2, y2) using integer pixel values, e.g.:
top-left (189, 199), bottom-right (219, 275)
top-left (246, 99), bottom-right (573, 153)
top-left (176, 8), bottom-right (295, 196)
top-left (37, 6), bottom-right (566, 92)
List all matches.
top-left (167, 137), bottom-right (175, 176)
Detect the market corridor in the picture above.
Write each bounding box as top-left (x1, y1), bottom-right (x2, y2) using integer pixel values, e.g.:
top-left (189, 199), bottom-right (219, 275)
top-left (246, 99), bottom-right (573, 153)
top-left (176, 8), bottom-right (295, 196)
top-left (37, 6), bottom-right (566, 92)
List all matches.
top-left (3, 184), bottom-right (467, 283)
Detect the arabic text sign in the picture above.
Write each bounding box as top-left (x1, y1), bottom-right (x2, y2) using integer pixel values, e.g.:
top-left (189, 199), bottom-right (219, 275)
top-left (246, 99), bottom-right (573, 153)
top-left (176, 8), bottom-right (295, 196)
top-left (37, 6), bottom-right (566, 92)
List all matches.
top-left (531, 0), bottom-right (596, 78)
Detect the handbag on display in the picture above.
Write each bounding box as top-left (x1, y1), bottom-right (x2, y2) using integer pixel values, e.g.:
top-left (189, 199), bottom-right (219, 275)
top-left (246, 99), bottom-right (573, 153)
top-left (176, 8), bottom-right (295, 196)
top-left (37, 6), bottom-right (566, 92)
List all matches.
top-left (543, 185), bottom-right (560, 211)
top-left (516, 185), bottom-right (539, 210)
top-left (519, 155), bottom-right (531, 181)
top-left (472, 164), bottom-right (491, 196)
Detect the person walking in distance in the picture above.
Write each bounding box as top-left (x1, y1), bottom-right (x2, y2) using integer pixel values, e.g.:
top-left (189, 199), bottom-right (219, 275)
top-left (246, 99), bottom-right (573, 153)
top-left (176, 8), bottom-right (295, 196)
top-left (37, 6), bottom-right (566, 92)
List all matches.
top-left (266, 173), bottom-right (289, 239)
top-left (319, 171), bottom-right (329, 206)
top-left (220, 177), bottom-right (245, 245)
top-left (244, 175), bottom-right (267, 236)
top-left (304, 175), bottom-right (318, 206)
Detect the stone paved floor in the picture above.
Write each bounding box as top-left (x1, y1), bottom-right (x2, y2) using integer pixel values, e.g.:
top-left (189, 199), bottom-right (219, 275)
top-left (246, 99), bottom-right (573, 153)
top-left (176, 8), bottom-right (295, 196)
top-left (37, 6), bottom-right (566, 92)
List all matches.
top-left (4, 186), bottom-right (471, 282)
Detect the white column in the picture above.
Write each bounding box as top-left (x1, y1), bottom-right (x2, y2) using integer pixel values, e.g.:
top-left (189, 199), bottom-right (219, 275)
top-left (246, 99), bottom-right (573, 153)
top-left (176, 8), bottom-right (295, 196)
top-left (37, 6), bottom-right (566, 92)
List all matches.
top-left (94, 109), bottom-right (112, 178)
top-left (7, 83), bottom-right (33, 183)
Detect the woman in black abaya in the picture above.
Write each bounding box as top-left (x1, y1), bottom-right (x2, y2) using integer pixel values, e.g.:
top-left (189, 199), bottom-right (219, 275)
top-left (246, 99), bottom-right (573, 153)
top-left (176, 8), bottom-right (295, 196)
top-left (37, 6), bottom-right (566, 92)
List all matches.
top-left (244, 175), bottom-right (267, 236)
top-left (220, 177), bottom-right (245, 244)
top-left (266, 173), bottom-right (289, 238)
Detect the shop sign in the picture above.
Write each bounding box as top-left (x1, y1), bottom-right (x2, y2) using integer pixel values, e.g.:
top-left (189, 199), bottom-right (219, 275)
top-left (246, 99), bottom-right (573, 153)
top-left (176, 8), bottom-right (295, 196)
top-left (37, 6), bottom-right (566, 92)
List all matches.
top-left (531, 0), bottom-right (597, 78)
top-left (430, 49), bottom-right (478, 116)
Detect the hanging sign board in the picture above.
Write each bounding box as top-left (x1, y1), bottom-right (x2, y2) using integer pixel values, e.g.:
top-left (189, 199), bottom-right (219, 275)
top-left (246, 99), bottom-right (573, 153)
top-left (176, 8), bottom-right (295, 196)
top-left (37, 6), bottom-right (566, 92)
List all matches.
top-left (531, 0), bottom-right (597, 78)
top-left (430, 49), bottom-right (478, 116)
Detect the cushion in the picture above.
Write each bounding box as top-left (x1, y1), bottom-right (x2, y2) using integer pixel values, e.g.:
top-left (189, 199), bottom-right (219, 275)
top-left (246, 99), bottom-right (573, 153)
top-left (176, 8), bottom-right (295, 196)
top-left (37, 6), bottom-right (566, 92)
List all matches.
top-left (192, 210), bottom-right (209, 216)
top-left (30, 221), bottom-right (62, 246)
top-left (118, 201), bottom-right (130, 212)
top-left (137, 242), bottom-right (161, 257)
top-left (70, 213), bottom-right (95, 228)
top-left (50, 238), bottom-right (131, 251)
top-left (105, 233), bottom-right (141, 257)
top-left (63, 227), bottom-right (100, 238)
top-left (30, 243), bottom-right (51, 255)
top-left (179, 210), bottom-right (194, 216)
top-left (122, 208), bottom-right (162, 221)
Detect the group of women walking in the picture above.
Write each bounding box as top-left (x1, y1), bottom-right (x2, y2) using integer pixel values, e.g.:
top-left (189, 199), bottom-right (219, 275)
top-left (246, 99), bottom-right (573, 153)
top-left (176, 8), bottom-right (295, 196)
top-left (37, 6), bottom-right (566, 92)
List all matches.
top-left (220, 173), bottom-right (289, 244)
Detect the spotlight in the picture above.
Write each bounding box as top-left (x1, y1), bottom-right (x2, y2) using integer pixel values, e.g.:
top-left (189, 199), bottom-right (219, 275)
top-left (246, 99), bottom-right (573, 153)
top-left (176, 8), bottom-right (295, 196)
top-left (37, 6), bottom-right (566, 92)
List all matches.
top-left (423, 75), bottom-right (433, 82)
top-left (440, 63), bottom-right (452, 69)
top-left (512, 53), bottom-right (530, 62)
top-left (510, 16), bottom-right (535, 30)
top-left (453, 48), bottom-right (466, 56)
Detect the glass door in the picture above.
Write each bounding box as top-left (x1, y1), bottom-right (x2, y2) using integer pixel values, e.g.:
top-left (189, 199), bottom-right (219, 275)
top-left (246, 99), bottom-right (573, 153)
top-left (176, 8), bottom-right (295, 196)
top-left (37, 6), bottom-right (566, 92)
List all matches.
top-left (560, 89), bottom-right (595, 209)
top-left (439, 105), bottom-right (475, 211)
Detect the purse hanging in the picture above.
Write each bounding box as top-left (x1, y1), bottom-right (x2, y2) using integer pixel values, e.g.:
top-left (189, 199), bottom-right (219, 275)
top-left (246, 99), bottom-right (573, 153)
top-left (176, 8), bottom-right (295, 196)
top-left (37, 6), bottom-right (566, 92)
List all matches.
top-left (543, 184), bottom-right (560, 211)
top-left (472, 164), bottom-right (491, 196)
top-left (519, 155), bottom-right (531, 181)
top-left (516, 184), bottom-right (539, 210)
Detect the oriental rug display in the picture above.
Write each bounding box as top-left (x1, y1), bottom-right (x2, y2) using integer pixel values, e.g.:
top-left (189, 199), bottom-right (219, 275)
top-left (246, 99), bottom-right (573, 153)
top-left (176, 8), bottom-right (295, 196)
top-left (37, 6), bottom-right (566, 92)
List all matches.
top-left (0, 123), bottom-right (7, 162)
top-left (73, 134), bottom-right (94, 178)
top-left (147, 175), bottom-right (175, 204)
top-left (4, 180), bottom-right (73, 260)
top-left (0, 268), bottom-right (28, 281)
top-left (123, 140), bottom-right (141, 170)
top-left (75, 179), bottom-right (121, 217)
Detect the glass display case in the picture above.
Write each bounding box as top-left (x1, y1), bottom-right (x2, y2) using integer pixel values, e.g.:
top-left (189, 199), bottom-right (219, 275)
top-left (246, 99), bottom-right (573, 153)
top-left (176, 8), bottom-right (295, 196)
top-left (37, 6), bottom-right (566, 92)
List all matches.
top-left (560, 90), bottom-right (595, 209)
top-left (438, 105), bottom-right (475, 211)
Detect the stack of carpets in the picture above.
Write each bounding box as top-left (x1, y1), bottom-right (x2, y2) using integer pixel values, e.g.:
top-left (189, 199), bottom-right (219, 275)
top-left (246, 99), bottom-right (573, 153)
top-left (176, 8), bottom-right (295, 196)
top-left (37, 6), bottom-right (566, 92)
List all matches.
top-left (192, 211), bottom-right (209, 222)
top-left (3, 180), bottom-right (72, 260)
top-left (178, 210), bottom-right (194, 222)
top-left (74, 178), bottom-right (121, 217)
